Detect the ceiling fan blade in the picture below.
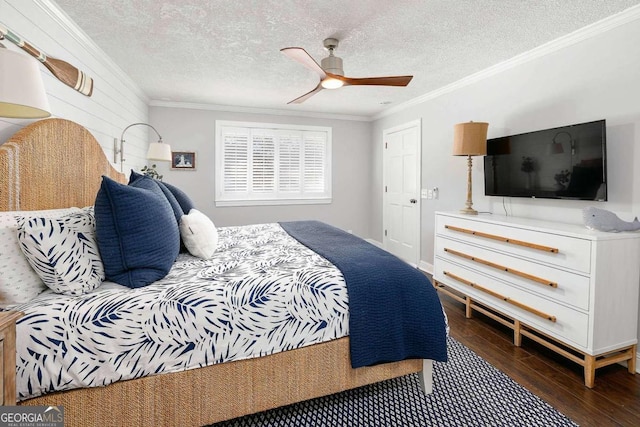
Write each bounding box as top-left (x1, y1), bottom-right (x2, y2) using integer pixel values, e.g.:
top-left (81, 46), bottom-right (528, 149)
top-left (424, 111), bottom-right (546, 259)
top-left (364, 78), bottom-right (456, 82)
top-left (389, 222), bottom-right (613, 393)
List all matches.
top-left (334, 74), bottom-right (413, 87)
top-left (281, 47), bottom-right (327, 79)
top-left (288, 82), bottom-right (324, 104)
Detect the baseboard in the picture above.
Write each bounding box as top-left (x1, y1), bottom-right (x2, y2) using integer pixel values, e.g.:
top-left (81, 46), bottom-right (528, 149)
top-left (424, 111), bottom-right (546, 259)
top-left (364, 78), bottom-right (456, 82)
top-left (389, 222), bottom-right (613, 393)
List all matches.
top-left (418, 261), bottom-right (433, 275)
top-left (365, 238), bottom-right (383, 248)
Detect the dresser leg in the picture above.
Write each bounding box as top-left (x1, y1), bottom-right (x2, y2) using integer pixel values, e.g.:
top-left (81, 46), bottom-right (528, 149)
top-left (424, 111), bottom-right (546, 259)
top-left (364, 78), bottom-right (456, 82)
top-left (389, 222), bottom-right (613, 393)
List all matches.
top-left (628, 345), bottom-right (637, 374)
top-left (514, 320), bottom-right (522, 347)
top-left (465, 297), bottom-right (473, 318)
top-left (584, 355), bottom-right (596, 388)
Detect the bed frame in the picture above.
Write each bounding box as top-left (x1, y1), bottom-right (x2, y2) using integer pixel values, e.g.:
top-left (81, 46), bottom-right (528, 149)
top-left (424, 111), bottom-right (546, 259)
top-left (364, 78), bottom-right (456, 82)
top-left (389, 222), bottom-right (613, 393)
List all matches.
top-left (0, 118), bottom-right (432, 426)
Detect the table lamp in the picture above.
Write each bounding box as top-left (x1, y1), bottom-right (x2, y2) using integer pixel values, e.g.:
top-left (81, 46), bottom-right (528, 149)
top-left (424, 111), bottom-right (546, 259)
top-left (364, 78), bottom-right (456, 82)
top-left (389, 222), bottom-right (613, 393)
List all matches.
top-left (453, 121), bottom-right (489, 215)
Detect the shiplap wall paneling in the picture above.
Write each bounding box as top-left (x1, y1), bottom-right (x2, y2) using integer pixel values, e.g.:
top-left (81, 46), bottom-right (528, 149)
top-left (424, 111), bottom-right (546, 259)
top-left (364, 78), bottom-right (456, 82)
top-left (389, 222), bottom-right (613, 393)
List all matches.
top-left (0, 0), bottom-right (149, 172)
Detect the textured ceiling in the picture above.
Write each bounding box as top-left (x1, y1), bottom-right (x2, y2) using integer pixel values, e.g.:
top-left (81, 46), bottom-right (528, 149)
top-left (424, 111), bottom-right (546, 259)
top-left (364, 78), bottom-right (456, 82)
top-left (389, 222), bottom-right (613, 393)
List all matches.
top-left (54, 0), bottom-right (640, 118)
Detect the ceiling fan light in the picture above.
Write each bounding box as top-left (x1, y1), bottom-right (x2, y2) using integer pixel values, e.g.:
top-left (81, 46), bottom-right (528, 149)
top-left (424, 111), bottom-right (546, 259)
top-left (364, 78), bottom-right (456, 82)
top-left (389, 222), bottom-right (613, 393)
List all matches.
top-left (321, 77), bottom-right (344, 89)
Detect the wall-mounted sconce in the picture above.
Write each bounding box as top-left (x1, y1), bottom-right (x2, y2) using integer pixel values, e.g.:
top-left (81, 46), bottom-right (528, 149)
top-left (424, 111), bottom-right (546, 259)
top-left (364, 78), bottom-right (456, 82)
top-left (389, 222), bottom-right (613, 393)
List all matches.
top-left (115, 123), bottom-right (171, 171)
top-left (0, 44), bottom-right (51, 118)
top-left (549, 131), bottom-right (575, 155)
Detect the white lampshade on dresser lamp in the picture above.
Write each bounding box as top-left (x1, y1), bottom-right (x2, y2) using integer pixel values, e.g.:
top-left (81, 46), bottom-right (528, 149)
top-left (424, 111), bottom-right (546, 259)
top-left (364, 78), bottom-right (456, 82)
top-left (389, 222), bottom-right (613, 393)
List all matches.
top-left (453, 121), bottom-right (489, 215)
top-left (0, 45), bottom-right (51, 118)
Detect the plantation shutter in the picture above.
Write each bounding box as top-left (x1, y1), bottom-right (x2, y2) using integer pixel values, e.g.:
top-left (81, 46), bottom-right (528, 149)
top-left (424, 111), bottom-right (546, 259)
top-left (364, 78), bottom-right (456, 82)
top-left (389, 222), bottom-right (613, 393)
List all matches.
top-left (278, 132), bottom-right (302, 193)
top-left (216, 121), bottom-right (332, 206)
top-left (303, 133), bottom-right (327, 194)
top-left (221, 128), bottom-right (249, 194)
top-left (251, 130), bottom-right (276, 193)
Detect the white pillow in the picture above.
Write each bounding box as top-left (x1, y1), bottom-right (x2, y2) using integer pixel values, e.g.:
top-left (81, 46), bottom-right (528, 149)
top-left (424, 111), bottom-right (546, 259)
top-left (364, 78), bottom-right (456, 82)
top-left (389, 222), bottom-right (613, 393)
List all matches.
top-left (0, 207), bottom-right (81, 306)
top-left (179, 209), bottom-right (219, 259)
top-left (16, 207), bottom-right (104, 295)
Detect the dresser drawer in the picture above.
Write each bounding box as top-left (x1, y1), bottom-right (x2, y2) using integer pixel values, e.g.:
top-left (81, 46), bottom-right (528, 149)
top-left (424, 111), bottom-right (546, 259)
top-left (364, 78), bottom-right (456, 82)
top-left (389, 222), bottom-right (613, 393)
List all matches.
top-left (435, 236), bottom-right (591, 310)
top-left (434, 258), bottom-right (589, 348)
top-left (436, 215), bottom-right (592, 274)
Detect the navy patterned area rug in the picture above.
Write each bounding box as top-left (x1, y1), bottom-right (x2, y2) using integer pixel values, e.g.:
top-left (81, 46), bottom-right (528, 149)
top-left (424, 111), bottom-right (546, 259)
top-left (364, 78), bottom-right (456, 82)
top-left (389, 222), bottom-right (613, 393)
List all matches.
top-left (212, 337), bottom-right (577, 427)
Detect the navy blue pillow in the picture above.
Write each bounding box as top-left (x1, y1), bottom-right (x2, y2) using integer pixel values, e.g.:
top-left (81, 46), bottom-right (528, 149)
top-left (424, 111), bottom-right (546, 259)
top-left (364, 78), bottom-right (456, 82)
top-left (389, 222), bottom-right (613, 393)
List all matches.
top-left (158, 180), bottom-right (196, 214)
top-left (95, 176), bottom-right (180, 288)
top-left (129, 171), bottom-right (184, 222)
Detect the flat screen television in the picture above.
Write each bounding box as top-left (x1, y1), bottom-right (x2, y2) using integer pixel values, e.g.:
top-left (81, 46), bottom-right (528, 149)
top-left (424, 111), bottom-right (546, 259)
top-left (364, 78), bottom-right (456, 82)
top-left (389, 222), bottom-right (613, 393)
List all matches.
top-left (484, 120), bottom-right (607, 201)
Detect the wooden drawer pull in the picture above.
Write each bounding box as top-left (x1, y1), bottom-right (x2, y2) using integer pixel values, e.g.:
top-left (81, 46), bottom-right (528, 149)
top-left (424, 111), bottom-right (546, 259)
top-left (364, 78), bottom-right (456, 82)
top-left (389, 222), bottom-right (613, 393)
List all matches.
top-left (444, 248), bottom-right (558, 288)
top-left (445, 225), bottom-right (559, 254)
top-left (443, 271), bottom-right (557, 322)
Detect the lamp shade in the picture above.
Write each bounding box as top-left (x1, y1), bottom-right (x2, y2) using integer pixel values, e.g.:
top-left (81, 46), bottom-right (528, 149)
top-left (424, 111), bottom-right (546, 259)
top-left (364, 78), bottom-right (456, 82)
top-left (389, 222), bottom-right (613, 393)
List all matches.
top-left (547, 142), bottom-right (564, 155)
top-left (453, 122), bottom-right (489, 156)
top-left (147, 142), bottom-right (172, 161)
top-left (0, 48), bottom-right (51, 118)
top-left (549, 131), bottom-right (570, 155)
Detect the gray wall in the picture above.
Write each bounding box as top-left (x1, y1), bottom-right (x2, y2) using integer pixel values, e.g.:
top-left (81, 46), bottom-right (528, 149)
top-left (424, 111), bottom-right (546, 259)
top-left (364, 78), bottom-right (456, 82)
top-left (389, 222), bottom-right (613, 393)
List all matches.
top-left (370, 15), bottom-right (640, 362)
top-left (371, 16), bottom-right (640, 269)
top-left (149, 106), bottom-right (373, 237)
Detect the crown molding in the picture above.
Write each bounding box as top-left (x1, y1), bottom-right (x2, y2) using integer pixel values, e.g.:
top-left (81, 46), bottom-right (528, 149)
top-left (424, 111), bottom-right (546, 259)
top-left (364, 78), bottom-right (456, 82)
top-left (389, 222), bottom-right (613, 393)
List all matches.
top-left (34, 0), bottom-right (366, 122)
top-left (35, 0), bottom-right (148, 104)
top-left (372, 4), bottom-right (640, 121)
top-left (148, 100), bottom-right (371, 122)
top-left (32, 0), bottom-right (640, 123)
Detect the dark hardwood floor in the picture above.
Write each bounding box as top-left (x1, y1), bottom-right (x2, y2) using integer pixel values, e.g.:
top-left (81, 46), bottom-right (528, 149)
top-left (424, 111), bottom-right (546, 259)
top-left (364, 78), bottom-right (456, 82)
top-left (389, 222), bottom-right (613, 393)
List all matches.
top-left (438, 291), bottom-right (640, 427)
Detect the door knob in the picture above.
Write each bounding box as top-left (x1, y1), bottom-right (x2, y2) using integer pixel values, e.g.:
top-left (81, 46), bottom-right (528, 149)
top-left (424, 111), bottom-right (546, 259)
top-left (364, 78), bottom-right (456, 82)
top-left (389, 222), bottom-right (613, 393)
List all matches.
top-left (410, 199), bottom-right (417, 204)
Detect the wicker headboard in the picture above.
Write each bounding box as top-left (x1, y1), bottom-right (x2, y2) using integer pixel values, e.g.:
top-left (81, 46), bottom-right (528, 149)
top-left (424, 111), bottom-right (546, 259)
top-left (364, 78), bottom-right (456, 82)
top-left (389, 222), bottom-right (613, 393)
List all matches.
top-left (0, 118), bottom-right (126, 211)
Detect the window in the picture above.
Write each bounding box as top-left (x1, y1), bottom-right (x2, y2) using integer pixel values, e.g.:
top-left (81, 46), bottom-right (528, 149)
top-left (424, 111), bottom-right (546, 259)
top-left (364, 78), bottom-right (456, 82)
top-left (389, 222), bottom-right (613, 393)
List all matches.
top-left (215, 121), bottom-right (332, 206)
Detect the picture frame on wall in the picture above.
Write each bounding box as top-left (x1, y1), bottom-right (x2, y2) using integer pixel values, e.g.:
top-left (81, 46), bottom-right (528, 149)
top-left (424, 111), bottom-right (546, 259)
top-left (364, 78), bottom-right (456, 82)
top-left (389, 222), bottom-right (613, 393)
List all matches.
top-left (171, 151), bottom-right (196, 170)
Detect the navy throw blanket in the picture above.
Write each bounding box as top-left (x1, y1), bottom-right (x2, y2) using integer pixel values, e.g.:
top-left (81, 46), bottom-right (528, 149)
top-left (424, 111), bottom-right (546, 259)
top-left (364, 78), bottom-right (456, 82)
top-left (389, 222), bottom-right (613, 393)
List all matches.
top-left (280, 220), bottom-right (448, 368)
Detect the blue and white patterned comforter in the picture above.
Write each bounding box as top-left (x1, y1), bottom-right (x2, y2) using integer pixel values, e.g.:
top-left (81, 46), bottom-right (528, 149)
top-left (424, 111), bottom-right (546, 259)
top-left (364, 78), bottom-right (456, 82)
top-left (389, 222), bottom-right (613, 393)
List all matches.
top-left (11, 223), bottom-right (349, 401)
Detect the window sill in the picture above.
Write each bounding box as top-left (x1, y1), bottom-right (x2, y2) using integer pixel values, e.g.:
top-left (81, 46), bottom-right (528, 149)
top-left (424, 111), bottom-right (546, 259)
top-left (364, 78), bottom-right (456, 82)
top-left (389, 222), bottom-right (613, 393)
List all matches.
top-left (215, 198), bottom-right (332, 207)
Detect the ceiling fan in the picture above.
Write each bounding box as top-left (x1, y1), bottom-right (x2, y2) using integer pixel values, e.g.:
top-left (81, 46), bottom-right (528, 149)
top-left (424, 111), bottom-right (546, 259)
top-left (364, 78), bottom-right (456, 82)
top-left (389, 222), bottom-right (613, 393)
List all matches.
top-left (281, 38), bottom-right (413, 104)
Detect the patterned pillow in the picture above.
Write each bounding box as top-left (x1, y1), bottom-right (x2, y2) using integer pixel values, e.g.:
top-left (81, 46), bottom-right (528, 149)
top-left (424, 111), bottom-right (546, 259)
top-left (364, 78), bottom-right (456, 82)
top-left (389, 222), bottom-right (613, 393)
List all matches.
top-left (179, 209), bottom-right (219, 259)
top-left (16, 207), bottom-right (104, 295)
top-left (94, 176), bottom-right (180, 288)
top-left (0, 207), bottom-right (81, 306)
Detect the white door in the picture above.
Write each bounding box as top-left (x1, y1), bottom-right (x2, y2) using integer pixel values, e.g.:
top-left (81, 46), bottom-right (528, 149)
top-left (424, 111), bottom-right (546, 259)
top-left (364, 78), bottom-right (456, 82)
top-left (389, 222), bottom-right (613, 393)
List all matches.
top-left (383, 120), bottom-right (421, 266)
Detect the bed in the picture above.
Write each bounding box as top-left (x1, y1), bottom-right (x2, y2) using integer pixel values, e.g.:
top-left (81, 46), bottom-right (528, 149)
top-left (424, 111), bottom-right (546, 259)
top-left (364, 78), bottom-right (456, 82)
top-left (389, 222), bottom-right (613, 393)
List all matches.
top-left (0, 118), bottom-right (447, 426)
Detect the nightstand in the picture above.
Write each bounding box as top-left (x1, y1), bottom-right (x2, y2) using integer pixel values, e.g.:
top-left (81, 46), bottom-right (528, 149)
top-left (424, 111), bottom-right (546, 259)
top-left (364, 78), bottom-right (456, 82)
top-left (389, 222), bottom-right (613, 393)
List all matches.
top-left (0, 311), bottom-right (23, 405)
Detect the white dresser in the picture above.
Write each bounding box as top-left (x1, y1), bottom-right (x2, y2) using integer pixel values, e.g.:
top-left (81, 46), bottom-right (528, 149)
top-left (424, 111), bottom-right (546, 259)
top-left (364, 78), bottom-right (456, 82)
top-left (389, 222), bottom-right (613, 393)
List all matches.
top-left (433, 211), bottom-right (640, 387)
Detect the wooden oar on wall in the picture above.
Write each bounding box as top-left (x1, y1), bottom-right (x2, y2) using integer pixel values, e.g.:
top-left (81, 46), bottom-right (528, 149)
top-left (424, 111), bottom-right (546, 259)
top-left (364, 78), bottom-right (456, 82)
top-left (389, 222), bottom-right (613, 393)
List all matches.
top-left (0, 24), bottom-right (93, 97)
